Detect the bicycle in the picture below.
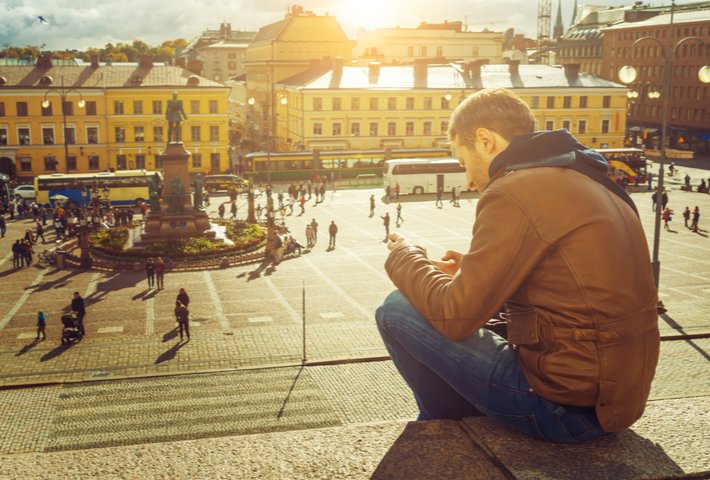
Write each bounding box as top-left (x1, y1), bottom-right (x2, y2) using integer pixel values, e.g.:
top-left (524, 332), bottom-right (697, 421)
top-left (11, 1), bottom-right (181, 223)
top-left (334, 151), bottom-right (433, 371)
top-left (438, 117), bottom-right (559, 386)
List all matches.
top-left (37, 249), bottom-right (57, 267)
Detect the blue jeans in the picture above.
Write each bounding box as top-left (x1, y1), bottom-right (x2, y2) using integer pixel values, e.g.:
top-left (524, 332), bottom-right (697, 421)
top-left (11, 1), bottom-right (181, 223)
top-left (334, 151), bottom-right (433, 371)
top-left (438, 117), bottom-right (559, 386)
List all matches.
top-left (375, 290), bottom-right (609, 443)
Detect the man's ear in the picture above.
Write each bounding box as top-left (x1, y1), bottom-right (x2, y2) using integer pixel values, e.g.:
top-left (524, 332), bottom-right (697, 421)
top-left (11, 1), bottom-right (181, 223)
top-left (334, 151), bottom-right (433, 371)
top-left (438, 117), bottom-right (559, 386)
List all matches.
top-left (474, 128), bottom-right (496, 153)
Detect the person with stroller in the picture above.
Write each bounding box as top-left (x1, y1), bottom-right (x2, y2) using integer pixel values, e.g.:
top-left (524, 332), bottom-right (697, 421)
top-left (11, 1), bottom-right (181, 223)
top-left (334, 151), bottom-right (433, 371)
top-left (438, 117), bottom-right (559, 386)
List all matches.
top-left (71, 292), bottom-right (86, 336)
top-left (174, 300), bottom-right (190, 341)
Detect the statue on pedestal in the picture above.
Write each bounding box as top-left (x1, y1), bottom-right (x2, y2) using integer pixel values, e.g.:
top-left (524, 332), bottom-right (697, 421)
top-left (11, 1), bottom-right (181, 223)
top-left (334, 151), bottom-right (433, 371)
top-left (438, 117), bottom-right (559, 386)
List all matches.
top-left (166, 91), bottom-right (188, 143)
top-left (194, 173), bottom-right (204, 211)
top-left (147, 172), bottom-right (163, 214)
top-left (166, 177), bottom-right (187, 214)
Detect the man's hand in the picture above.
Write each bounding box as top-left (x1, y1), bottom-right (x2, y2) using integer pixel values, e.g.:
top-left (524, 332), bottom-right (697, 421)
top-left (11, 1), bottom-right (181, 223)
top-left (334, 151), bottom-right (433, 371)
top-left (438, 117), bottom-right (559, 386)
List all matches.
top-left (386, 232), bottom-right (411, 251)
top-left (431, 250), bottom-right (463, 276)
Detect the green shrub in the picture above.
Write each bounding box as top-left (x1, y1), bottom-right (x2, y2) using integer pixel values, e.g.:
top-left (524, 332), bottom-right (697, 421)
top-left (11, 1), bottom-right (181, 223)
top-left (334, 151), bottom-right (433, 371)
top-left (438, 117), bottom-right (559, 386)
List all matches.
top-left (90, 227), bottom-right (129, 250)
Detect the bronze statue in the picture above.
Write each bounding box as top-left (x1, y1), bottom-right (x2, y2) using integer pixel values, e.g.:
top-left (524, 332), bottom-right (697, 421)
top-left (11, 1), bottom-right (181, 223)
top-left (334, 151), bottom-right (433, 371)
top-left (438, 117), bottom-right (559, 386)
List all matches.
top-left (193, 173), bottom-right (204, 211)
top-left (166, 177), bottom-right (187, 214)
top-left (147, 172), bottom-right (163, 213)
top-left (166, 91), bottom-right (187, 143)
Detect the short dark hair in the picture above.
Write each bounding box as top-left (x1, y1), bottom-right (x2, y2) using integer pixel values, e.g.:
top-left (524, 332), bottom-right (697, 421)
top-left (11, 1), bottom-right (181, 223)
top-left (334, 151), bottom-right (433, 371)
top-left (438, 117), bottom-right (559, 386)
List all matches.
top-left (448, 88), bottom-right (535, 147)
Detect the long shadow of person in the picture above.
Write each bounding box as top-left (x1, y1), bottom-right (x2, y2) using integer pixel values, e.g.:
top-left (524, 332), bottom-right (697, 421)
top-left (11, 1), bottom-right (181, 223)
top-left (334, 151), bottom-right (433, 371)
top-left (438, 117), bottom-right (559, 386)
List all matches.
top-left (15, 338), bottom-right (40, 356)
top-left (40, 341), bottom-right (76, 362)
top-left (155, 341), bottom-right (185, 364)
top-left (162, 327), bottom-right (179, 343)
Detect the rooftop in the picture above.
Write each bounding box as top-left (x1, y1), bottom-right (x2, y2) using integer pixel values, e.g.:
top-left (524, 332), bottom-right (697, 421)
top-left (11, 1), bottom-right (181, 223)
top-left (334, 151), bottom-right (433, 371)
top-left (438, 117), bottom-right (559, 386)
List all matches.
top-left (604, 8), bottom-right (710, 30)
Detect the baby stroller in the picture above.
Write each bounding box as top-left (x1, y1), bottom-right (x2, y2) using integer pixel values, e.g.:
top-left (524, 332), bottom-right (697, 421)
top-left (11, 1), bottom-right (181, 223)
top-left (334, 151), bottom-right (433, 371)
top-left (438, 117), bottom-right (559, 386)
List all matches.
top-left (61, 314), bottom-right (82, 345)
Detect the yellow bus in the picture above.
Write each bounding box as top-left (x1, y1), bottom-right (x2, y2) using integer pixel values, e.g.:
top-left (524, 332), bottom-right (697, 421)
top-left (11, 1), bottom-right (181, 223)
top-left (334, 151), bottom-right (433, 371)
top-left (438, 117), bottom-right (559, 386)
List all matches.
top-left (34, 170), bottom-right (160, 208)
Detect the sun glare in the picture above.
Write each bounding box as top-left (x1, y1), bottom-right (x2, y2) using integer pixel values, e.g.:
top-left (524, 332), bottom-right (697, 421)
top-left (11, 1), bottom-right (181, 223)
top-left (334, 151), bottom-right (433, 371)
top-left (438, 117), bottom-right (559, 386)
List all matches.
top-left (337, 0), bottom-right (399, 32)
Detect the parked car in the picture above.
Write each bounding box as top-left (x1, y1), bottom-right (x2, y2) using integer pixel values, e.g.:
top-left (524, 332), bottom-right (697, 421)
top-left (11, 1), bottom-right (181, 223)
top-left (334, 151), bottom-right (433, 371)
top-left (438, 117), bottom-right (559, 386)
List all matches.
top-left (203, 174), bottom-right (248, 193)
top-left (12, 185), bottom-right (35, 200)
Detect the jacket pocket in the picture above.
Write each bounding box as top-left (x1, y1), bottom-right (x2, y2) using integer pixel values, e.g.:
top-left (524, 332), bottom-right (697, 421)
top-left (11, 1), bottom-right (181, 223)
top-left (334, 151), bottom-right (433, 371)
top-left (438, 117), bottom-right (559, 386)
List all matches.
top-left (507, 309), bottom-right (540, 345)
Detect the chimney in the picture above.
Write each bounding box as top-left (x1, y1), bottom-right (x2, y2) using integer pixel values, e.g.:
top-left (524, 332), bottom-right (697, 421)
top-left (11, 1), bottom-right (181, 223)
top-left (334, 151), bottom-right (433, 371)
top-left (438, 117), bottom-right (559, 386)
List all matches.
top-left (563, 63), bottom-right (581, 79)
top-left (507, 59), bottom-right (520, 75)
top-left (90, 54), bottom-right (100, 68)
top-left (332, 57), bottom-right (344, 76)
top-left (186, 60), bottom-right (203, 75)
top-left (175, 57), bottom-right (186, 68)
top-left (413, 59), bottom-right (428, 84)
top-left (468, 59), bottom-right (488, 78)
top-left (322, 56), bottom-right (333, 70)
top-left (138, 55), bottom-right (154, 68)
top-left (37, 53), bottom-right (53, 69)
top-left (368, 61), bottom-right (381, 84)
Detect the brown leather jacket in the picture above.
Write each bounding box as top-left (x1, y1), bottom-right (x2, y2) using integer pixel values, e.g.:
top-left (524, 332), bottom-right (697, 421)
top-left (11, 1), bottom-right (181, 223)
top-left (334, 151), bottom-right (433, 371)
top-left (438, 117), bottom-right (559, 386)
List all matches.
top-left (385, 166), bottom-right (659, 432)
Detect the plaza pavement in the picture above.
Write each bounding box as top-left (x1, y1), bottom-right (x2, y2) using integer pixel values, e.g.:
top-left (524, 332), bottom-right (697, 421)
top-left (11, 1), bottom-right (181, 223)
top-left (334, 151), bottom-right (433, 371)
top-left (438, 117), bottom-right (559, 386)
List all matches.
top-left (0, 162), bottom-right (709, 478)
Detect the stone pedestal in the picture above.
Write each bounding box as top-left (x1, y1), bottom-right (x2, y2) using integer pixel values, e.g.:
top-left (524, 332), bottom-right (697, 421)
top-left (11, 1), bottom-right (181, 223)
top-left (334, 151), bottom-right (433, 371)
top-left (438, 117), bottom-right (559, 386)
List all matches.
top-left (140, 143), bottom-right (215, 244)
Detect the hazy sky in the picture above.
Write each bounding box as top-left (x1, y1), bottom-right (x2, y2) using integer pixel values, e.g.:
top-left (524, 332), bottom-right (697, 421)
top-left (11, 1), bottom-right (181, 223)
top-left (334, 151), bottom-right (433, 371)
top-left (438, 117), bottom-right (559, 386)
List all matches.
top-left (0, 0), bottom-right (699, 51)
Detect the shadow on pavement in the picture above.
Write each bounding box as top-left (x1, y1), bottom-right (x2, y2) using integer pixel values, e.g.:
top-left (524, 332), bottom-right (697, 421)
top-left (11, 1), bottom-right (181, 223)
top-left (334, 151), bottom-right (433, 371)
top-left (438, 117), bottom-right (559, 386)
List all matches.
top-left (162, 327), bottom-right (178, 342)
top-left (239, 259), bottom-right (274, 281)
top-left (27, 269), bottom-right (82, 292)
top-left (660, 313), bottom-right (710, 362)
top-left (277, 364), bottom-right (304, 420)
top-left (15, 338), bottom-right (41, 356)
top-left (155, 340), bottom-right (185, 364)
top-left (40, 341), bottom-right (76, 362)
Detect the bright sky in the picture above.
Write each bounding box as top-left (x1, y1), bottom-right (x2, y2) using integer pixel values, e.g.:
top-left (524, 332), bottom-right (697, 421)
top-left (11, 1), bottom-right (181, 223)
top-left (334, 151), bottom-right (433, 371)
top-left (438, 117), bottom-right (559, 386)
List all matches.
top-left (0, 0), bottom-right (701, 51)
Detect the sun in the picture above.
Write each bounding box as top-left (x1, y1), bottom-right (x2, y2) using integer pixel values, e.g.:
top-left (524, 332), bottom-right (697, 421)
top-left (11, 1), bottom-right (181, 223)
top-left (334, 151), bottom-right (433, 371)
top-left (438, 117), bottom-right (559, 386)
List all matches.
top-left (335, 0), bottom-right (399, 32)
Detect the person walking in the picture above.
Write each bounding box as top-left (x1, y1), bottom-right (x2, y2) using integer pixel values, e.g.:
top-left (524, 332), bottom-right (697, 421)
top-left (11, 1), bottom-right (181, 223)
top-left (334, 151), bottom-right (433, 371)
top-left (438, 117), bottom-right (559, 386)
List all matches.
top-left (369, 195), bottom-right (376, 217)
top-left (299, 194), bottom-right (306, 215)
top-left (305, 224), bottom-right (314, 248)
top-left (454, 185), bottom-right (461, 207)
top-left (71, 292), bottom-right (86, 336)
top-left (174, 300), bottom-right (190, 341)
top-left (396, 203), bottom-right (404, 227)
top-left (155, 257), bottom-right (166, 290)
top-left (328, 220), bottom-right (338, 249)
top-left (0, 214), bottom-right (5, 238)
top-left (691, 206), bottom-right (700, 232)
top-left (310, 218), bottom-right (319, 243)
top-left (230, 202), bottom-right (238, 220)
top-left (683, 207), bottom-right (691, 228)
top-left (435, 187), bottom-right (443, 208)
top-left (177, 288), bottom-right (190, 308)
top-left (145, 257), bottom-right (155, 289)
top-left (662, 207), bottom-right (673, 230)
top-left (661, 189), bottom-right (669, 210)
top-left (381, 212), bottom-right (391, 240)
top-left (218, 203), bottom-right (225, 220)
top-left (35, 222), bottom-right (45, 244)
top-left (21, 239), bottom-right (33, 267)
top-left (12, 239), bottom-right (21, 268)
top-left (36, 310), bottom-right (47, 340)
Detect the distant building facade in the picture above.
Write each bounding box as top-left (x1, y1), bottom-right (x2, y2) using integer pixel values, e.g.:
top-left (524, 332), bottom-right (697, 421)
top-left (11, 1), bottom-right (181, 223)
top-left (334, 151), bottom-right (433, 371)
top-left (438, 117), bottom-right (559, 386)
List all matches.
top-left (179, 23), bottom-right (257, 82)
top-left (354, 21), bottom-right (502, 64)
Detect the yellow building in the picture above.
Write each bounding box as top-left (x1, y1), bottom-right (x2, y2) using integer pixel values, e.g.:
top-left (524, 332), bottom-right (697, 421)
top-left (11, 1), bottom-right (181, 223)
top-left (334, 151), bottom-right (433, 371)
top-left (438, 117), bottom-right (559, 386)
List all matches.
top-left (273, 61), bottom-right (628, 151)
top-left (0, 55), bottom-right (230, 180)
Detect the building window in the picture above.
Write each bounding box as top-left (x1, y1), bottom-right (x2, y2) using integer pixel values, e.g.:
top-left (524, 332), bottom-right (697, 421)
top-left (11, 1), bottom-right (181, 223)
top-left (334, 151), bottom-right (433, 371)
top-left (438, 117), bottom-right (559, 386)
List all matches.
top-left (190, 126), bottom-right (201, 141)
top-left (313, 123), bottom-right (323, 136)
top-left (133, 100), bottom-right (143, 114)
top-left (44, 155), bottom-right (57, 171)
top-left (62, 101), bottom-right (74, 116)
top-left (530, 96), bottom-right (539, 109)
top-left (87, 126), bottom-right (98, 144)
top-left (472, 46), bottom-right (479, 56)
top-left (406, 97), bottom-right (415, 109)
top-left (209, 125), bottom-right (219, 142)
top-left (18, 127), bottom-right (30, 145)
top-left (41, 103), bottom-right (53, 116)
top-left (440, 97), bottom-right (450, 110)
top-left (423, 121), bottom-right (432, 136)
top-left (88, 155), bottom-right (100, 170)
top-left (190, 100), bottom-right (200, 114)
top-left (314, 98), bottom-right (322, 111)
top-left (152, 100), bottom-right (162, 114)
top-left (603, 96), bottom-right (611, 108)
top-left (601, 119), bottom-right (610, 134)
top-left (42, 127), bottom-right (55, 145)
top-left (563, 96), bottom-right (571, 108)
top-left (134, 126), bottom-right (145, 142)
top-left (440, 120), bottom-right (449, 135)
top-left (547, 97), bottom-right (555, 109)
top-left (387, 122), bottom-right (396, 136)
top-left (153, 126), bottom-right (164, 143)
top-left (405, 121), bottom-right (415, 136)
top-left (0, 102), bottom-right (4, 116)
top-left (578, 120), bottom-right (587, 134)
top-left (351, 122), bottom-right (360, 136)
top-left (67, 156), bottom-right (77, 171)
top-left (369, 98), bottom-right (379, 110)
top-left (86, 101), bottom-right (97, 115)
top-left (420, 46), bottom-right (427, 56)
top-left (545, 120), bottom-right (554, 130)
top-left (388, 97), bottom-right (397, 110)
top-left (65, 127), bottom-right (76, 144)
top-left (579, 96), bottom-right (588, 108)
top-left (351, 98), bottom-right (360, 110)
top-left (562, 120), bottom-right (571, 131)
top-left (210, 153), bottom-right (220, 172)
top-left (17, 102), bottom-right (28, 116)
top-left (436, 46), bottom-right (443, 57)
top-left (332, 122), bottom-right (342, 136)
top-left (192, 153), bottom-right (202, 168)
top-left (408, 46), bottom-right (414, 57)
top-left (114, 101), bottom-right (124, 115)
top-left (209, 100), bottom-right (218, 114)
top-left (135, 153), bottom-right (146, 170)
top-left (20, 156), bottom-right (32, 172)
top-left (0, 128), bottom-right (7, 145)
top-left (115, 126), bottom-right (126, 143)
top-left (369, 122), bottom-right (378, 136)
top-left (422, 97), bottom-right (432, 109)
top-left (332, 98), bottom-right (341, 111)
top-left (117, 154), bottom-right (127, 170)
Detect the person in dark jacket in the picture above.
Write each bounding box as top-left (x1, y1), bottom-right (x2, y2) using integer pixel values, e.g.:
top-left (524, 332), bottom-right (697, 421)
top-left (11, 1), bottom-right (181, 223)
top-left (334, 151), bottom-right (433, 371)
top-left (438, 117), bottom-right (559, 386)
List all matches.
top-left (174, 300), bottom-right (190, 341)
top-left (176, 288), bottom-right (190, 308)
top-left (145, 257), bottom-right (155, 289)
top-left (71, 291), bottom-right (86, 336)
top-left (328, 221), bottom-right (338, 249)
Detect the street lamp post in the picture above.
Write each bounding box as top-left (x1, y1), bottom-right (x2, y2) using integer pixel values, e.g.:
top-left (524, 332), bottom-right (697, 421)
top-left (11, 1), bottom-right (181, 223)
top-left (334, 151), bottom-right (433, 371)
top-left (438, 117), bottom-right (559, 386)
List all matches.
top-left (41, 77), bottom-right (85, 173)
top-left (78, 214), bottom-right (92, 269)
top-left (618, 0), bottom-right (710, 288)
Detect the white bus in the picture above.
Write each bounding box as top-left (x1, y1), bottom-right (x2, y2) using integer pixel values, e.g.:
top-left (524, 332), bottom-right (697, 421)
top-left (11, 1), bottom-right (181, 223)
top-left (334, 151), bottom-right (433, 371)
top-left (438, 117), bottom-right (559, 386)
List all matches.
top-left (383, 158), bottom-right (468, 195)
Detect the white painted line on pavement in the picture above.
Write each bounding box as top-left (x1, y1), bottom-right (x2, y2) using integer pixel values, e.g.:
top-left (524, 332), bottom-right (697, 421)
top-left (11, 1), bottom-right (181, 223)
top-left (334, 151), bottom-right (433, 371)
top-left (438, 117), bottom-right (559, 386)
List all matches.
top-left (320, 312), bottom-right (344, 319)
top-left (17, 332), bottom-right (37, 339)
top-left (661, 265), bottom-right (710, 284)
top-left (84, 272), bottom-right (100, 298)
top-left (0, 269), bottom-right (48, 331)
top-left (664, 286), bottom-right (704, 300)
top-left (264, 277), bottom-right (300, 323)
top-left (338, 245), bottom-right (390, 282)
top-left (302, 256), bottom-right (372, 321)
top-left (202, 271), bottom-right (231, 332)
top-left (145, 297), bottom-right (155, 335)
top-left (248, 316), bottom-right (273, 323)
top-left (97, 326), bottom-right (124, 334)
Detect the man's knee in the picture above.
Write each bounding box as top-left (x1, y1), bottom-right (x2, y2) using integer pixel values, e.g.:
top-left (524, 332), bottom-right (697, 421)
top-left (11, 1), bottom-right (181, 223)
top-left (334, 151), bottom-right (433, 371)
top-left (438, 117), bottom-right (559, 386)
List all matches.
top-left (376, 290), bottom-right (412, 330)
